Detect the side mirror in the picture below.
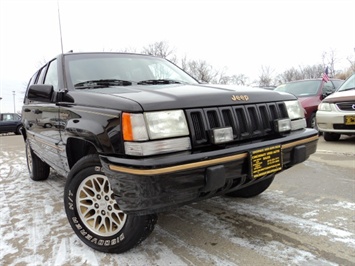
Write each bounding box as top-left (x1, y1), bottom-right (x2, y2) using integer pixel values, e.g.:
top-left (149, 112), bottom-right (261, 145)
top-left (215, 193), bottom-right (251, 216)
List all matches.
top-left (322, 91), bottom-right (333, 100)
top-left (27, 84), bottom-right (55, 103)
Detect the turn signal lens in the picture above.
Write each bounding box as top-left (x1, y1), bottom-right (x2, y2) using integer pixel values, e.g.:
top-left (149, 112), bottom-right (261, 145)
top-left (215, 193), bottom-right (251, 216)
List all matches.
top-left (122, 113), bottom-right (148, 141)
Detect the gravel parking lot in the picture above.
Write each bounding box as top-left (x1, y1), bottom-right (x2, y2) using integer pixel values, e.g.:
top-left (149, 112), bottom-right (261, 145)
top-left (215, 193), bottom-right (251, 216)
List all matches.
top-left (1, 134), bottom-right (354, 266)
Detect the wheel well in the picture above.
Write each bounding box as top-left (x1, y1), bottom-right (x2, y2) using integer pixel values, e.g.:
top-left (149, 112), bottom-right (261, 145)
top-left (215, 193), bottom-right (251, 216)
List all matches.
top-left (66, 138), bottom-right (98, 169)
top-left (21, 128), bottom-right (27, 142)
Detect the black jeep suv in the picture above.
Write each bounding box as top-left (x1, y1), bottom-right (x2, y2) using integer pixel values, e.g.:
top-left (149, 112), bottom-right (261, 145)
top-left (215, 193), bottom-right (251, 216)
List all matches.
top-left (21, 52), bottom-right (318, 253)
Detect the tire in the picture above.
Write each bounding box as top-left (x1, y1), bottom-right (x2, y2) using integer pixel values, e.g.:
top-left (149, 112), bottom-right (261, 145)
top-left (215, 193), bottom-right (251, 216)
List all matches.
top-left (26, 140), bottom-right (50, 181)
top-left (309, 113), bottom-right (317, 130)
top-left (15, 125), bottom-right (23, 135)
top-left (64, 154), bottom-right (157, 254)
top-left (225, 175), bottom-right (275, 198)
top-left (323, 132), bottom-right (341, 141)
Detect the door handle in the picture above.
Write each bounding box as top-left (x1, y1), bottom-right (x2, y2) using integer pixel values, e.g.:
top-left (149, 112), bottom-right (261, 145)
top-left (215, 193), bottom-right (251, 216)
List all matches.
top-left (34, 109), bottom-right (42, 114)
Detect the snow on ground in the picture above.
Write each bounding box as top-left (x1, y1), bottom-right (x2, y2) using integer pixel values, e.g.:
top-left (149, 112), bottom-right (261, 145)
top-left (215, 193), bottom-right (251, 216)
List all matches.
top-left (1, 137), bottom-right (354, 265)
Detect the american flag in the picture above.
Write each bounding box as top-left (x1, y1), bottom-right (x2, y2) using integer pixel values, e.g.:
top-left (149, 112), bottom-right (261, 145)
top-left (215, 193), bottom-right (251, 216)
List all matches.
top-left (322, 67), bottom-right (330, 82)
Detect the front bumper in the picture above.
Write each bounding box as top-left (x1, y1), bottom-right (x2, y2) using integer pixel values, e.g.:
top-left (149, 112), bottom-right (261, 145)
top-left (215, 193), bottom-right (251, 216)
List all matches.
top-left (100, 129), bottom-right (318, 215)
top-left (317, 110), bottom-right (355, 134)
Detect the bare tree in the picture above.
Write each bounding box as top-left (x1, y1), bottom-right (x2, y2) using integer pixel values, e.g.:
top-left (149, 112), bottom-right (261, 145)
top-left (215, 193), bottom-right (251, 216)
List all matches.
top-left (218, 74), bottom-right (249, 85)
top-left (300, 64), bottom-right (324, 79)
top-left (141, 41), bottom-right (175, 59)
top-left (276, 67), bottom-right (301, 83)
top-left (184, 60), bottom-right (219, 83)
top-left (347, 54), bottom-right (355, 72)
top-left (322, 49), bottom-right (338, 77)
top-left (258, 65), bottom-right (274, 87)
top-left (276, 64), bottom-right (325, 84)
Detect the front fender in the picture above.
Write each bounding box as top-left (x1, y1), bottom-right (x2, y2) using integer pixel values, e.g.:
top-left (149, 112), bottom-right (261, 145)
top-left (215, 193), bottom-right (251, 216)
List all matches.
top-left (65, 117), bottom-right (122, 154)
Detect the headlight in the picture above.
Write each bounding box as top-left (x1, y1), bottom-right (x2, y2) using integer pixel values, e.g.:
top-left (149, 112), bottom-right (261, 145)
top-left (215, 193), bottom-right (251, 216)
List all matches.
top-left (284, 100), bottom-right (304, 119)
top-left (122, 110), bottom-right (191, 156)
top-left (318, 102), bottom-right (331, 111)
top-left (284, 100), bottom-right (307, 130)
top-left (144, 110), bottom-right (189, 139)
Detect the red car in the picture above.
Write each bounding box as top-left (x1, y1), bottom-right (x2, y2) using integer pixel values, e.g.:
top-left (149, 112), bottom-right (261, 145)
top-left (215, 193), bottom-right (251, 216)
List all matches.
top-left (275, 78), bottom-right (344, 128)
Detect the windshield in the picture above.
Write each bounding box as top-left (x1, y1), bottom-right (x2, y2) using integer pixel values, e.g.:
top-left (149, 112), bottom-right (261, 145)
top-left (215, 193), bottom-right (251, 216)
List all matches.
top-left (337, 73), bottom-right (355, 92)
top-left (275, 80), bottom-right (321, 97)
top-left (64, 53), bottom-right (198, 89)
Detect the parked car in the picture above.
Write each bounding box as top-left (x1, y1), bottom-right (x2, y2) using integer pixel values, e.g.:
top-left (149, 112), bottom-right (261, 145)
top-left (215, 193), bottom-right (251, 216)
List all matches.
top-left (0, 113), bottom-right (22, 135)
top-left (21, 52), bottom-right (318, 253)
top-left (316, 73), bottom-right (355, 141)
top-left (274, 78), bottom-right (344, 129)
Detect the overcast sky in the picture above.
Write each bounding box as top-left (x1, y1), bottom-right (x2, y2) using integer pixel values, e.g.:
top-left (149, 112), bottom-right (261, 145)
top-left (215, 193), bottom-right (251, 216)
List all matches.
top-left (0, 0), bottom-right (354, 113)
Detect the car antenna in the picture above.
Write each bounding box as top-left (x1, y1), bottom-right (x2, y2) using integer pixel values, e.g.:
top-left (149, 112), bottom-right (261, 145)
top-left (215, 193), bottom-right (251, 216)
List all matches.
top-left (57, 1), bottom-right (69, 92)
top-left (57, 1), bottom-right (64, 54)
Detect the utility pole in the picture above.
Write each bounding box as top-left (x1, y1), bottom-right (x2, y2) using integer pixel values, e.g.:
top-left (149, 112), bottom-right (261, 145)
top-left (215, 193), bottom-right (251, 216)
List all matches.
top-left (13, 91), bottom-right (16, 113)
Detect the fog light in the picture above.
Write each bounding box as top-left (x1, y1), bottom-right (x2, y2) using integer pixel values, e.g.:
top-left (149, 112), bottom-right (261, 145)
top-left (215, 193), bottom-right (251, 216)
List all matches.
top-left (209, 127), bottom-right (233, 144)
top-left (274, 119), bottom-right (291, 132)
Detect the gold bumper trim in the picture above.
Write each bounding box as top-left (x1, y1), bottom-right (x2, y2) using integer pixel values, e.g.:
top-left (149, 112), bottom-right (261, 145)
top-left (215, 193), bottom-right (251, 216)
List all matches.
top-left (108, 135), bottom-right (318, 176)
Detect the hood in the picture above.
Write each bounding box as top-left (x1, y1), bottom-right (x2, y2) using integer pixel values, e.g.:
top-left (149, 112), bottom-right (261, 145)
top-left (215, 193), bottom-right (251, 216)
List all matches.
top-left (322, 89), bottom-right (355, 103)
top-left (72, 84), bottom-right (296, 111)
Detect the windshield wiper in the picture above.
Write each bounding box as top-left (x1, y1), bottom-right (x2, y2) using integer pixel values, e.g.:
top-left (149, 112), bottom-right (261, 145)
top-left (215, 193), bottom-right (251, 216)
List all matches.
top-left (74, 79), bottom-right (133, 89)
top-left (137, 79), bottom-right (184, 85)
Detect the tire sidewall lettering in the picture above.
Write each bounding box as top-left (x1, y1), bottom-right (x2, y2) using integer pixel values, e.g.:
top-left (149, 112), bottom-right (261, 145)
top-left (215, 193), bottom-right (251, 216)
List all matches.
top-left (71, 215), bottom-right (125, 246)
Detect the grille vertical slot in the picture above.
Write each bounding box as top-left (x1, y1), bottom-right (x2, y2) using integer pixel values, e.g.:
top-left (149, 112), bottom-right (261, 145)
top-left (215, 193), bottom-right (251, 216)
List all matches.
top-left (258, 104), bottom-right (272, 133)
top-left (186, 109), bottom-right (208, 145)
top-left (246, 105), bottom-right (262, 136)
top-left (205, 109), bottom-right (221, 129)
top-left (234, 106), bottom-right (251, 138)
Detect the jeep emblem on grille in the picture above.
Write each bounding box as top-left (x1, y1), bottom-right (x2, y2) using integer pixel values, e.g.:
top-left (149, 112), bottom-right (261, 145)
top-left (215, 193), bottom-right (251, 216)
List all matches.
top-left (231, 95), bottom-right (249, 101)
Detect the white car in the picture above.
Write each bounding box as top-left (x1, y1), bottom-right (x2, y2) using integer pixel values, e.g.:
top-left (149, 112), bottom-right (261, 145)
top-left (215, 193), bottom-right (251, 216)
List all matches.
top-left (317, 73), bottom-right (355, 141)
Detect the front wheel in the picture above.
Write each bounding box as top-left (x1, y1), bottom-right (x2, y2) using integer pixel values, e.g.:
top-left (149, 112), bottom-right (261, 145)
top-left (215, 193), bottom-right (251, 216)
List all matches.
top-left (225, 175), bottom-right (275, 198)
top-left (323, 132), bottom-right (341, 141)
top-left (309, 113), bottom-right (317, 130)
top-left (15, 125), bottom-right (23, 135)
top-left (64, 155), bottom-right (157, 253)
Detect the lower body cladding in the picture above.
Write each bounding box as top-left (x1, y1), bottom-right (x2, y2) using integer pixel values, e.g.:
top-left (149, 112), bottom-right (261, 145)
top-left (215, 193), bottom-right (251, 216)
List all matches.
top-left (100, 130), bottom-right (318, 215)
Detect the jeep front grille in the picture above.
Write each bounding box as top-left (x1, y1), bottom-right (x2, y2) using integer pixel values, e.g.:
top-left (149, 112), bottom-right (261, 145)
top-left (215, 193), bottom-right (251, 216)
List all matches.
top-left (185, 102), bottom-right (288, 147)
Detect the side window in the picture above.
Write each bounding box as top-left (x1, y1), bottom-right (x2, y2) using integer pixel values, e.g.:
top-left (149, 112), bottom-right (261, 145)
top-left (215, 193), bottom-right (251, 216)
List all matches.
top-left (14, 114), bottom-right (21, 120)
top-left (44, 59), bottom-right (58, 91)
top-left (27, 72), bottom-right (39, 87)
top-left (3, 114), bottom-right (14, 121)
top-left (37, 65), bottom-right (48, 84)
